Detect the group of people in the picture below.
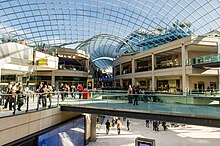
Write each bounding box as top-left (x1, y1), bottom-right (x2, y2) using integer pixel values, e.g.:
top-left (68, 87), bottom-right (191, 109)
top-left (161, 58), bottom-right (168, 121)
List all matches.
top-left (59, 83), bottom-right (83, 101)
top-left (104, 117), bottom-right (168, 135)
top-left (36, 83), bottom-right (54, 109)
top-left (146, 120), bottom-right (168, 131)
top-left (2, 82), bottom-right (26, 112)
top-left (105, 117), bottom-right (131, 135)
top-left (128, 85), bottom-right (140, 105)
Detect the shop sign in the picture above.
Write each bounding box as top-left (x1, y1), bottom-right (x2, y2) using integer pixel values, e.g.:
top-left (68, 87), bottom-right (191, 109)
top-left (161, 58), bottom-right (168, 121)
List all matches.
top-left (37, 58), bottom-right (48, 65)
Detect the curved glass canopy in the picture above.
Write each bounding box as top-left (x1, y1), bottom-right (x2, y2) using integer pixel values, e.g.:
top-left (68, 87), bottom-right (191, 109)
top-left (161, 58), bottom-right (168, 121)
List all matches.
top-left (0, 0), bottom-right (220, 70)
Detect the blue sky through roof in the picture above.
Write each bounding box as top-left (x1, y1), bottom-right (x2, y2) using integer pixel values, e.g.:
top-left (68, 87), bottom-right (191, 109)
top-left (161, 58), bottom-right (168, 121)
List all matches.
top-left (0, 0), bottom-right (220, 70)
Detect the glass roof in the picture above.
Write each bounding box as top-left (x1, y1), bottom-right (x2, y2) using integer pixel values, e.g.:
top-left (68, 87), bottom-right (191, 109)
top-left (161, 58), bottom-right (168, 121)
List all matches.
top-left (0, 0), bottom-right (220, 70)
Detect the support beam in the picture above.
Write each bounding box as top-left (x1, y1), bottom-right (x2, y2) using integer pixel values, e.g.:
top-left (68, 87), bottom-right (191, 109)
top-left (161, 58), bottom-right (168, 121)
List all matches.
top-left (90, 114), bottom-right (97, 142)
top-left (120, 79), bottom-right (123, 88)
top-left (151, 53), bottom-right (155, 92)
top-left (61, 105), bottom-right (220, 128)
top-left (218, 69), bottom-right (220, 91)
top-left (51, 70), bottom-right (55, 86)
top-left (181, 44), bottom-right (188, 95)
top-left (132, 58), bottom-right (135, 86)
top-left (120, 64), bottom-right (122, 75)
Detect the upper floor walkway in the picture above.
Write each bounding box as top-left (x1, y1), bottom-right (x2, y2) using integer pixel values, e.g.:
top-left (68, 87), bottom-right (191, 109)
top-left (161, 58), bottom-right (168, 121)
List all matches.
top-left (1, 90), bottom-right (220, 127)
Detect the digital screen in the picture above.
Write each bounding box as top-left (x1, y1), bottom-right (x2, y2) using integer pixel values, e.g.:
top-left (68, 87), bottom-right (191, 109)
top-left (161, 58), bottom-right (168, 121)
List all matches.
top-left (138, 142), bottom-right (151, 146)
top-left (38, 117), bottom-right (84, 146)
top-left (135, 137), bottom-right (155, 146)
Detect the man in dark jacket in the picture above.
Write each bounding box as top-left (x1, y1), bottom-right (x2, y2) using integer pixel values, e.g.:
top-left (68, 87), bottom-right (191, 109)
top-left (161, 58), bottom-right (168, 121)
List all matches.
top-left (105, 119), bottom-right (110, 134)
top-left (133, 86), bottom-right (139, 105)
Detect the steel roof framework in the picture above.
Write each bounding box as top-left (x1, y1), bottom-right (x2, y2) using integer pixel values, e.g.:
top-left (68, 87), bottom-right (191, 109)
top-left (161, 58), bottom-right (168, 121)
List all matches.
top-left (0, 0), bottom-right (220, 70)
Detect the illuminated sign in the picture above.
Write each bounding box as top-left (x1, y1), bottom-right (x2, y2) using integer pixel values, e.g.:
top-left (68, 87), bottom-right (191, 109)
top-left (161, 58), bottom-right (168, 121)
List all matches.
top-left (37, 58), bottom-right (48, 65)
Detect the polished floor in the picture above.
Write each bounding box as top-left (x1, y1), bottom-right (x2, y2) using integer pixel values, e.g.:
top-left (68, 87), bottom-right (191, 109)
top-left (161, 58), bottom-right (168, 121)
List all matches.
top-left (88, 116), bottom-right (220, 146)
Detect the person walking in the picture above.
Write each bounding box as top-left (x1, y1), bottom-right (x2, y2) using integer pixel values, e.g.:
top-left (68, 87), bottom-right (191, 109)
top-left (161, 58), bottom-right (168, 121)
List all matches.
top-left (153, 121), bottom-right (157, 131)
top-left (128, 85), bottom-right (132, 104)
top-left (162, 121), bottom-right (167, 131)
top-left (77, 84), bottom-right (83, 99)
top-left (9, 83), bottom-right (16, 111)
top-left (105, 119), bottom-right (110, 134)
top-left (112, 117), bottom-right (115, 127)
top-left (133, 86), bottom-right (140, 105)
top-left (117, 119), bottom-right (122, 135)
top-left (127, 120), bottom-right (130, 131)
top-left (16, 84), bottom-right (24, 111)
top-left (47, 85), bottom-right (53, 108)
top-left (146, 120), bottom-right (150, 128)
top-left (71, 85), bottom-right (76, 99)
top-left (3, 82), bottom-right (12, 109)
top-left (59, 83), bottom-right (65, 101)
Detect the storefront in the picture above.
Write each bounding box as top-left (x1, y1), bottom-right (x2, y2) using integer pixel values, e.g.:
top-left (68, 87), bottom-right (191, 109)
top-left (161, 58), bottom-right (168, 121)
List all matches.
top-left (122, 79), bottom-right (132, 88)
top-left (157, 79), bottom-right (180, 92)
top-left (136, 78), bottom-right (151, 90)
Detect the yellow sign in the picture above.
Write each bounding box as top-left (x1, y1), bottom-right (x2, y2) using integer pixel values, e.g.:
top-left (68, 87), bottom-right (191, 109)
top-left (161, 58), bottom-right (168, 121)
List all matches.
top-left (37, 58), bottom-right (48, 65)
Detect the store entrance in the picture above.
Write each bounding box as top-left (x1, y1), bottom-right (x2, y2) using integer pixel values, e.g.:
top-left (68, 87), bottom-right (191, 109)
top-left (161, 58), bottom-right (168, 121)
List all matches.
top-left (123, 79), bottom-right (132, 89)
top-left (157, 79), bottom-right (180, 92)
top-left (198, 81), bottom-right (205, 92)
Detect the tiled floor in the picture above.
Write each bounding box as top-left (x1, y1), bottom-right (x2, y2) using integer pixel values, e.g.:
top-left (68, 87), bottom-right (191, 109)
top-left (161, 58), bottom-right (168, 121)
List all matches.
top-left (88, 116), bottom-right (220, 146)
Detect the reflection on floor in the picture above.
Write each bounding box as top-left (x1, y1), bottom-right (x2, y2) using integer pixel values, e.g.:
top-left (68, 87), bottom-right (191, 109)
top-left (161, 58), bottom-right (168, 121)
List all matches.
top-left (88, 116), bottom-right (220, 146)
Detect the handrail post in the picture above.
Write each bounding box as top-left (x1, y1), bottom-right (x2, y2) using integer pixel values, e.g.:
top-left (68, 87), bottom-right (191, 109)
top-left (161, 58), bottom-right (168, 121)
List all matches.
top-left (57, 91), bottom-right (60, 106)
top-left (26, 94), bottom-right (29, 112)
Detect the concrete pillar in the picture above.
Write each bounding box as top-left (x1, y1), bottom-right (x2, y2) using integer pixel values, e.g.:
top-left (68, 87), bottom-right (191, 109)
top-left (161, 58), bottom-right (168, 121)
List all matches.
top-left (181, 44), bottom-right (188, 94)
top-left (120, 64), bottom-right (122, 75)
top-left (151, 53), bottom-right (155, 92)
top-left (179, 76), bottom-right (183, 90)
top-left (132, 59), bottom-right (135, 86)
top-left (90, 114), bottom-right (97, 142)
top-left (51, 70), bottom-right (55, 86)
top-left (0, 68), bottom-right (1, 83)
top-left (218, 69), bottom-right (220, 91)
top-left (85, 59), bottom-right (89, 73)
top-left (120, 79), bottom-right (123, 87)
top-left (17, 75), bottom-right (23, 83)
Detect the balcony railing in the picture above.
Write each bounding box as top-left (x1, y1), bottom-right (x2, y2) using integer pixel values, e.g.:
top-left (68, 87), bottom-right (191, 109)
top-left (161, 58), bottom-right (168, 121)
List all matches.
top-left (186, 54), bottom-right (220, 66)
top-left (1, 90), bottom-right (220, 118)
top-left (58, 64), bottom-right (88, 72)
top-left (135, 66), bottom-right (152, 72)
top-left (155, 64), bottom-right (181, 70)
top-left (121, 68), bottom-right (132, 74)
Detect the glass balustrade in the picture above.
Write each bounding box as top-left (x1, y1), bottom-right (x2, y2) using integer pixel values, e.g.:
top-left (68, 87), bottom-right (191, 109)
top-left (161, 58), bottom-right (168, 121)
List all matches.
top-left (1, 90), bottom-right (220, 118)
top-left (186, 54), bottom-right (220, 66)
top-left (58, 64), bottom-right (87, 72)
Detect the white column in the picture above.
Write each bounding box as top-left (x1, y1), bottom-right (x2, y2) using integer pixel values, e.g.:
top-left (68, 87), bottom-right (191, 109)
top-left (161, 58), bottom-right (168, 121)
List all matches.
top-left (0, 68), bottom-right (1, 83)
top-left (85, 59), bottom-right (89, 73)
top-left (120, 79), bottom-right (123, 87)
top-left (218, 69), bottom-right (220, 92)
top-left (120, 64), bottom-right (122, 75)
top-left (132, 59), bottom-right (135, 86)
top-left (181, 44), bottom-right (189, 95)
top-left (51, 70), bottom-right (55, 86)
top-left (151, 53), bottom-right (155, 92)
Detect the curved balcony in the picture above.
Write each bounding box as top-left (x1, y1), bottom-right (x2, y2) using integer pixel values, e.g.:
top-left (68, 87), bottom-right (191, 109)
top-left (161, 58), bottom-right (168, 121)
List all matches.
top-left (58, 64), bottom-right (88, 72)
top-left (186, 54), bottom-right (220, 67)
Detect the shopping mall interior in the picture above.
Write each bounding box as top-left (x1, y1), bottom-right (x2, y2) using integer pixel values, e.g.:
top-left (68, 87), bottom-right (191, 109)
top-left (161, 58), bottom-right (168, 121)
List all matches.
top-left (0, 0), bottom-right (220, 146)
